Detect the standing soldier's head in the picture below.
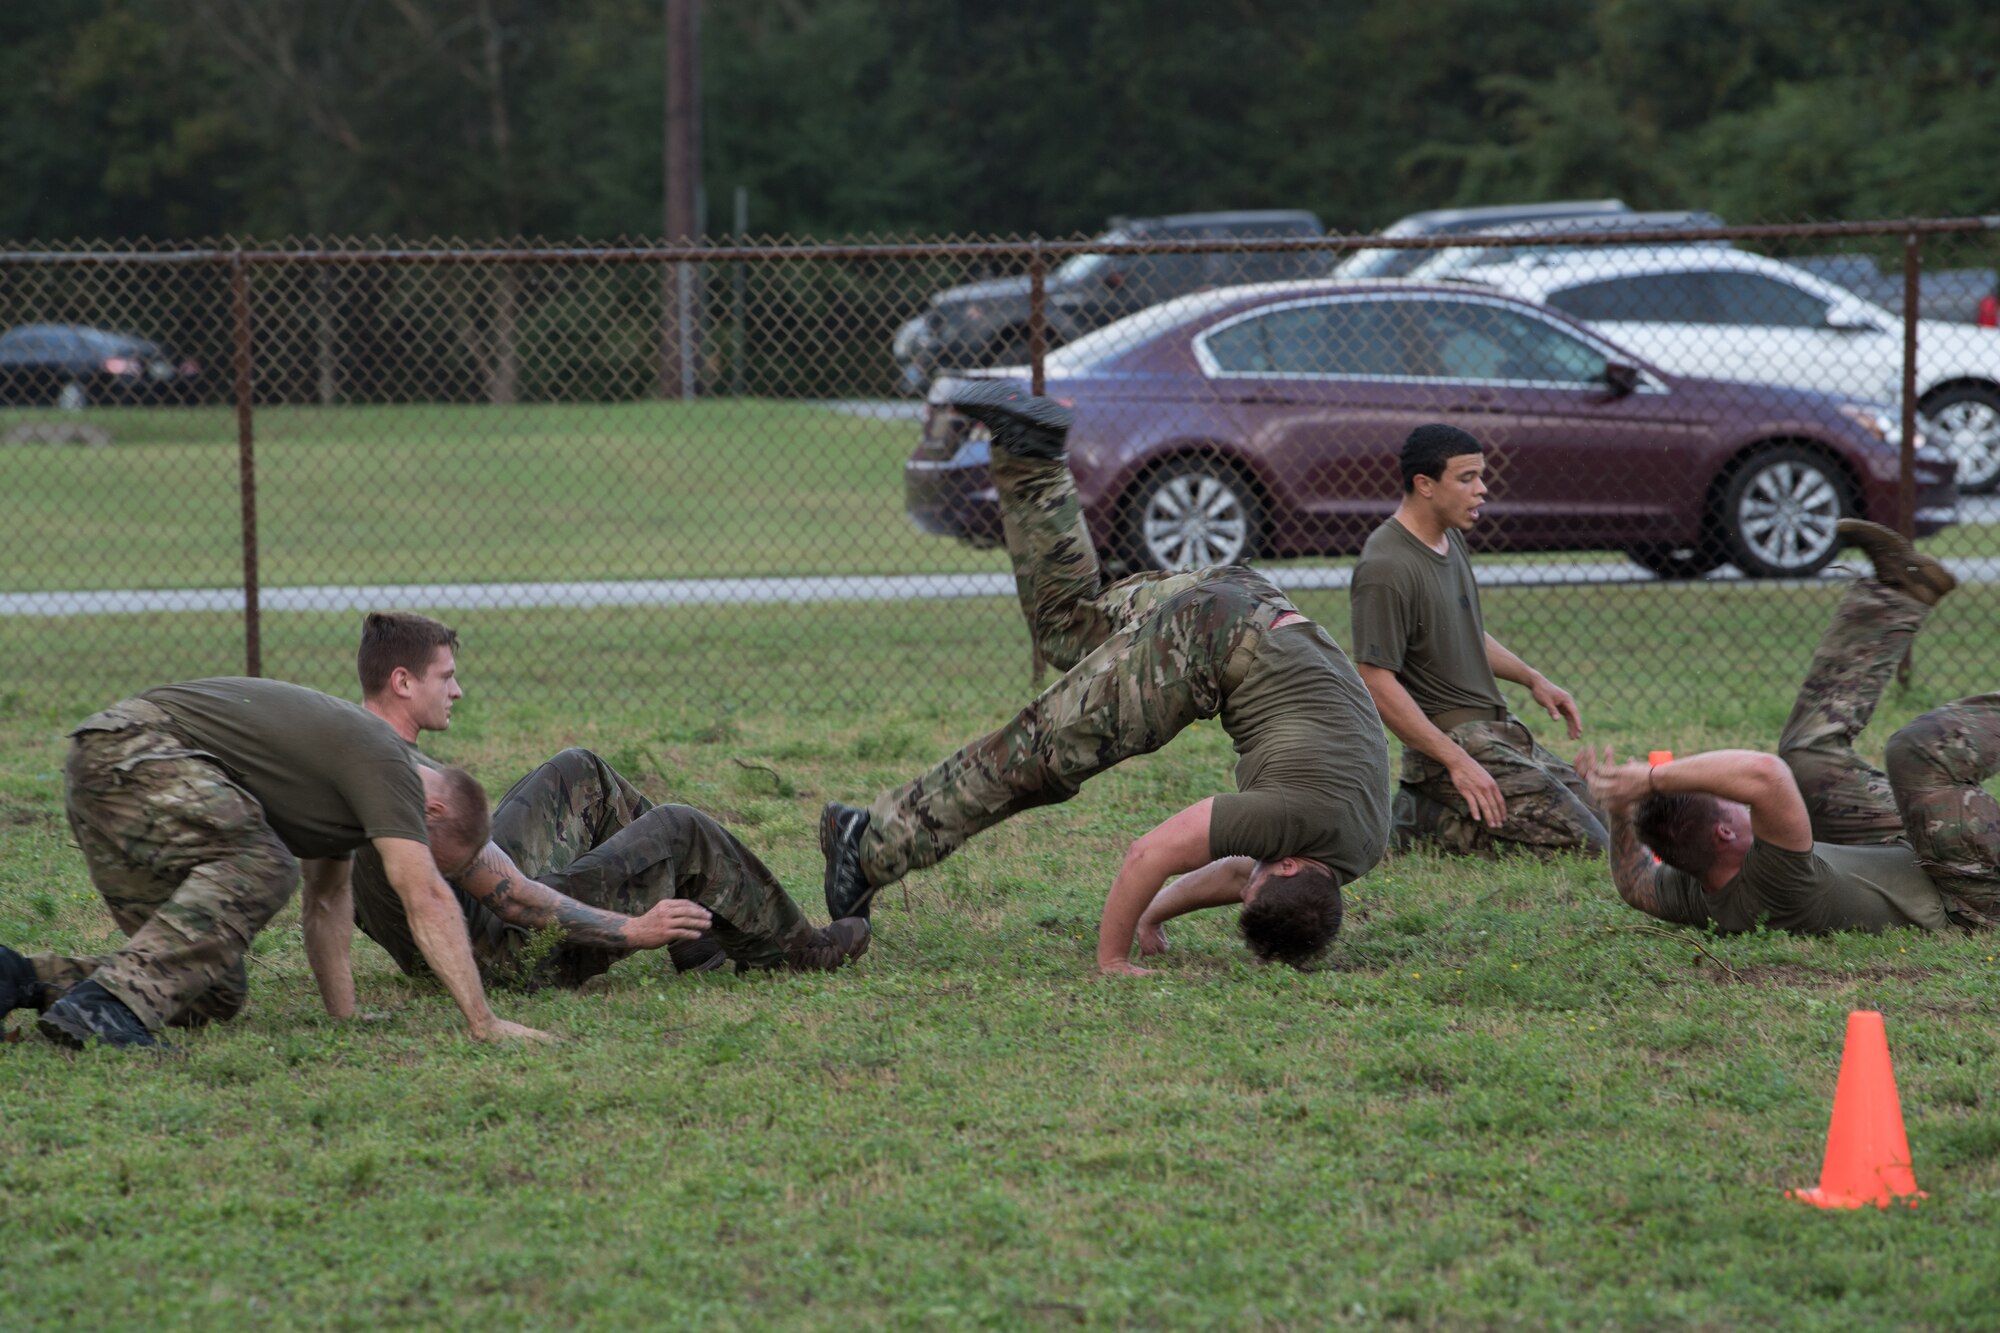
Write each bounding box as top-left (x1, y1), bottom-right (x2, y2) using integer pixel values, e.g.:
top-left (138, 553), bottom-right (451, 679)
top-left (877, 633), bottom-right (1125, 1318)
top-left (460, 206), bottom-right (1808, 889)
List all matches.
top-left (358, 611), bottom-right (462, 740)
top-left (1399, 423), bottom-right (1488, 533)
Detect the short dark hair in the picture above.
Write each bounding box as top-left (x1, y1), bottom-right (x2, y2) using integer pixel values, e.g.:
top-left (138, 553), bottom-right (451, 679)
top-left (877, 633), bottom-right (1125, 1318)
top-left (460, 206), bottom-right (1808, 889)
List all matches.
top-left (1635, 791), bottom-right (1725, 876)
top-left (1239, 863), bottom-right (1343, 968)
top-left (358, 612), bottom-right (459, 696)
top-left (1400, 423), bottom-right (1483, 493)
top-left (427, 765), bottom-right (491, 870)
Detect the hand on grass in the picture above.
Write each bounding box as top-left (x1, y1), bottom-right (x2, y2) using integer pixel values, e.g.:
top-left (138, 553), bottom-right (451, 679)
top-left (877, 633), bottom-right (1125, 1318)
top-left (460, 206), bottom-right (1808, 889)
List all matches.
top-left (1136, 920), bottom-right (1169, 956)
top-left (1098, 959), bottom-right (1158, 978)
top-left (474, 1018), bottom-right (557, 1043)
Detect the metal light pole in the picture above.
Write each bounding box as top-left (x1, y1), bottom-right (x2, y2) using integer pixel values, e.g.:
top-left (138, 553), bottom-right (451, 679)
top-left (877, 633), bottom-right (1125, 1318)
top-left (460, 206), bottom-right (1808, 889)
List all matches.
top-left (661, 0), bottom-right (701, 399)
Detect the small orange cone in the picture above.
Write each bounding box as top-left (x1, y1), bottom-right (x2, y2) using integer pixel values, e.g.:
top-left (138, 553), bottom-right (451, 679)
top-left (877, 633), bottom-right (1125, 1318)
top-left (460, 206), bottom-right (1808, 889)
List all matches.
top-left (1789, 1010), bottom-right (1925, 1209)
top-left (1647, 750), bottom-right (1674, 766)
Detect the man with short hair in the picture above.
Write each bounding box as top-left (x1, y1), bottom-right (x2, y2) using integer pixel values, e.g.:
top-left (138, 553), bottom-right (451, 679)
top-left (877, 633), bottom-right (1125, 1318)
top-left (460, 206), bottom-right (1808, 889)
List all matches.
top-left (1583, 521), bottom-right (1997, 935)
top-left (1350, 423), bottom-right (1606, 858)
top-left (347, 612), bottom-right (869, 984)
top-left (0, 676), bottom-right (548, 1048)
top-left (819, 382), bottom-right (1390, 974)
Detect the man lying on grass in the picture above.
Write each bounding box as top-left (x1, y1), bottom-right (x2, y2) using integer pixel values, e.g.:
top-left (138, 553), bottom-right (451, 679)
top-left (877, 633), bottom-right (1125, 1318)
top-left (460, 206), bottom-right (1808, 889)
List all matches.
top-left (1580, 522), bottom-right (1999, 935)
top-left (819, 382), bottom-right (1390, 974)
top-left (348, 612), bottom-right (870, 985)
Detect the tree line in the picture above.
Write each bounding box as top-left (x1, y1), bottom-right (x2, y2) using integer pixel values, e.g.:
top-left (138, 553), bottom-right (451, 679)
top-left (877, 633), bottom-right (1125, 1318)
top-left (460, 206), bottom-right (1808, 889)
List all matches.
top-left (5, 0), bottom-right (1998, 247)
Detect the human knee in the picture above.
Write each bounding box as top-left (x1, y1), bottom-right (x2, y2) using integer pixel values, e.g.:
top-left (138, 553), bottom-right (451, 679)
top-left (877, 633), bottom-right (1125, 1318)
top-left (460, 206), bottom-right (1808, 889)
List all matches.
top-left (1883, 719), bottom-right (1942, 793)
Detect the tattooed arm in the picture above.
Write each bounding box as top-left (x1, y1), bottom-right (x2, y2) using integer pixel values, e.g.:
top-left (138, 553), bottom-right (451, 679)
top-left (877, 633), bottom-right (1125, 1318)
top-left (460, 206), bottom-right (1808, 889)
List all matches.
top-left (453, 841), bottom-right (710, 952)
top-left (1602, 806), bottom-right (1668, 918)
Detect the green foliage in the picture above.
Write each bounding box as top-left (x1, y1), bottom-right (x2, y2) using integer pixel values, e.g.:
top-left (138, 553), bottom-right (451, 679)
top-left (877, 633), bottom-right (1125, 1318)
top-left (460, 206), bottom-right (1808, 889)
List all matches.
top-left (4, 1), bottom-right (1998, 244)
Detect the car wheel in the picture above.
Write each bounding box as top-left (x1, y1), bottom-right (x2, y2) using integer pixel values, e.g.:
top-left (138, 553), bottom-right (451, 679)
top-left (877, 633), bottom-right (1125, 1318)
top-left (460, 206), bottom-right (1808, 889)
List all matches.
top-left (1920, 384), bottom-right (2000, 494)
top-left (1625, 542), bottom-right (1722, 581)
top-left (1124, 459), bottom-right (1263, 571)
top-left (1718, 446), bottom-right (1848, 579)
top-left (57, 380), bottom-right (88, 411)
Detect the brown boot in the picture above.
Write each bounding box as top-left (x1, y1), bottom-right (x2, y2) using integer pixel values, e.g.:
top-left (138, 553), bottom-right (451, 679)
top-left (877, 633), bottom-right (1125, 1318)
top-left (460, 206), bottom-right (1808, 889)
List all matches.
top-left (781, 917), bottom-right (872, 972)
top-left (1835, 519), bottom-right (1958, 606)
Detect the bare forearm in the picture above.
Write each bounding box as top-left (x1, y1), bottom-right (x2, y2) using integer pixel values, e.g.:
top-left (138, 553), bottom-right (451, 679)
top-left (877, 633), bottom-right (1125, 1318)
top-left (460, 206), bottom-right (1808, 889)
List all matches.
top-left (1605, 812), bottom-right (1664, 917)
top-left (1484, 634), bottom-right (1541, 689)
top-left (402, 880), bottom-right (500, 1031)
top-left (1359, 665), bottom-right (1466, 768)
top-left (1138, 858), bottom-right (1254, 928)
top-left (300, 862), bottom-right (356, 1018)
top-left (462, 845), bottom-right (633, 950)
top-left (1098, 852), bottom-right (1174, 968)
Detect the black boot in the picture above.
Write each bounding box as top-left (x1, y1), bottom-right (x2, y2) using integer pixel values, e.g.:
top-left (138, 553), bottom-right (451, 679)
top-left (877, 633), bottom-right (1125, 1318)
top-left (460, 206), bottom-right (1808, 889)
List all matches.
top-left (948, 380), bottom-right (1073, 460)
top-left (820, 802), bottom-right (877, 920)
top-left (781, 917), bottom-right (872, 972)
top-left (0, 945), bottom-right (40, 1015)
top-left (668, 930), bottom-right (729, 974)
top-left (37, 979), bottom-right (158, 1049)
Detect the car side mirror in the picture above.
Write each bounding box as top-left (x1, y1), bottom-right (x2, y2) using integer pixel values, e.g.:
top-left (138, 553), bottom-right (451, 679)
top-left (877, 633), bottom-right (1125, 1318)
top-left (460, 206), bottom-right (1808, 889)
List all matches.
top-left (1602, 361), bottom-right (1641, 397)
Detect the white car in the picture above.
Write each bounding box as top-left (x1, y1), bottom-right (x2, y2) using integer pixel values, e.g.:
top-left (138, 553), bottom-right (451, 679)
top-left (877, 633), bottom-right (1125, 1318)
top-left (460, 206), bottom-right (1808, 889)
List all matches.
top-left (1401, 210), bottom-right (1729, 284)
top-left (1457, 246), bottom-right (2000, 491)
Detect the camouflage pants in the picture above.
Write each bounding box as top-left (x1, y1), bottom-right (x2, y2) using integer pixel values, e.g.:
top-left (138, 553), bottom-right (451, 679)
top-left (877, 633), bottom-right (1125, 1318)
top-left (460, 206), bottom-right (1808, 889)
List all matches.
top-left (860, 449), bottom-right (1292, 887)
top-left (1395, 717), bottom-right (1607, 859)
top-left (30, 698), bottom-right (300, 1033)
top-left (1779, 578), bottom-right (2000, 925)
top-left (353, 748), bottom-right (809, 985)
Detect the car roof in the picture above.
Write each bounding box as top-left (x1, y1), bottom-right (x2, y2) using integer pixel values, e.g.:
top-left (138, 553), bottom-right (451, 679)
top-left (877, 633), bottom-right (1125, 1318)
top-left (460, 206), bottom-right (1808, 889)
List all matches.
top-left (1108, 210), bottom-right (1324, 232)
top-left (1455, 245), bottom-right (1811, 294)
top-left (1460, 209), bottom-right (1726, 239)
top-left (1376, 199), bottom-right (1629, 238)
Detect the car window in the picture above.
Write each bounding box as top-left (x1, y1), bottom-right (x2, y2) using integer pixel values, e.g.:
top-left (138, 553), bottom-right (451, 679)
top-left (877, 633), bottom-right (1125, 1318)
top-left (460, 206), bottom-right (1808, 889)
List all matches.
top-left (1405, 300), bottom-right (1608, 383)
top-left (1203, 301), bottom-right (1407, 376)
top-left (1701, 272), bottom-right (1830, 328)
top-left (1544, 273), bottom-right (1715, 323)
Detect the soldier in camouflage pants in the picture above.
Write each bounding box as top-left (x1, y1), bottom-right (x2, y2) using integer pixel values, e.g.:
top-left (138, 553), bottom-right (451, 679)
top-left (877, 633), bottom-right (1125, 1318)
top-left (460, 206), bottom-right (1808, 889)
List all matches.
top-left (1393, 722), bottom-right (1604, 859)
top-left (26, 700), bottom-right (296, 1030)
top-left (1777, 577), bottom-right (2000, 927)
top-left (355, 747), bottom-right (820, 986)
top-left (853, 446), bottom-right (1298, 890)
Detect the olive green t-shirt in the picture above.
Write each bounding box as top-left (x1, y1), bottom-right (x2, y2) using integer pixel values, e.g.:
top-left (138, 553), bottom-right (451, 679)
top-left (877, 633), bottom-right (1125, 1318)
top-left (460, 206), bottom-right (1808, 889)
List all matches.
top-left (1651, 839), bottom-right (1951, 935)
top-left (1210, 619), bottom-right (1391, 883)
top-left (142, 677), bottom-right (429, 860)
top-left (1349, 520), bottom-right (1504, 718)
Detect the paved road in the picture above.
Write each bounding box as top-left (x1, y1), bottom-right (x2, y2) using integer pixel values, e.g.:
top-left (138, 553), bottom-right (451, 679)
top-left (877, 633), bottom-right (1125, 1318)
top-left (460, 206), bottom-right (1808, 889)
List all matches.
top-left (8, 555), bottom-right (1998, 618)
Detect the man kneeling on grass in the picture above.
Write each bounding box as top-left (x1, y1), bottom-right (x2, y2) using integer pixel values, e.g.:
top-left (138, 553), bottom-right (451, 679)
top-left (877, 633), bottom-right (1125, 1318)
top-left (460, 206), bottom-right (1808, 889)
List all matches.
top-left (818, 382), bottom-right (1390, 974)
top-left (1580, 521), bottom-right (1999, 936)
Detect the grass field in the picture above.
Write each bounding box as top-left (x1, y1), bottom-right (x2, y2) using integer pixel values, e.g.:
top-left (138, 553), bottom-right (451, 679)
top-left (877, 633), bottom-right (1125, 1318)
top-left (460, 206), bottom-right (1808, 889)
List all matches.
top-left (4, 400), bottom-right (1996, 593)
top-left (5, 596), bottom-right (2000, 1329)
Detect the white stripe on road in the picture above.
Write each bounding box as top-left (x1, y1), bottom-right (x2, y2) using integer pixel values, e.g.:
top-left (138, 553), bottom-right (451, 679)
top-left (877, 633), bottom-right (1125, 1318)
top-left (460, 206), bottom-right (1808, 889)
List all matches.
top-left (7, 556), bottom-right (1999, 617)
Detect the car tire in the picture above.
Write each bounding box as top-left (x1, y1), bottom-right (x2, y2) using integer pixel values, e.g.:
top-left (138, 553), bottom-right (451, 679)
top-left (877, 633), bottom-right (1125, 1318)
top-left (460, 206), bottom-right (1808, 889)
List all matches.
top-left (1920, 384), bottom-right (2000, 494)
top-left (1625, 542), bottom-right (1723, 581)
top-left (1122, 458), bottom-right (1263, 572)
top-left (1717, 446), bottom-right (1849, 579)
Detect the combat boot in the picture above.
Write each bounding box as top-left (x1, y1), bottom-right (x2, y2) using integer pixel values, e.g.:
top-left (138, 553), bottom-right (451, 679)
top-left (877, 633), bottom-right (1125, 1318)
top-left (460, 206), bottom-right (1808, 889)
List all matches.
top-left (668, 930), bottom-right (729, 974)
top-left (948, 380), bottom-right (1073, 460)
top-left (820, 802), bottom-right (877, 920)
top-left (37, 979), bottom-right (158, 1050)
top-left (1836, 519), bottom-right (1958, 606)
top-left (0, 944), bottom-right (40, 1014)
top-left (780, 918), bottom-right (872, 972)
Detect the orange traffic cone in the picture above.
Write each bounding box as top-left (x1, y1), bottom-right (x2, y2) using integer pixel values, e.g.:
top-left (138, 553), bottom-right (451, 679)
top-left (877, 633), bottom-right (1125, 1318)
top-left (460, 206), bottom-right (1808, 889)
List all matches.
top-left (1789, 1010), bottom-right (1926, 1209)
top-left (1647, 750), bottom-right (1674, 766)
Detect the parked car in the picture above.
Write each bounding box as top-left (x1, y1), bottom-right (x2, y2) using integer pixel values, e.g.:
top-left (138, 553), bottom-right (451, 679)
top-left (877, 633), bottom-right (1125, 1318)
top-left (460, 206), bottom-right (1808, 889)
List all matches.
top-left (891, 211), bottom-right (1326, 392)
top-left (1788, 253), bottom-right (1999, 325)
top-left (0, 324), bottom-right (202, 409)
top-left (1401, 210), bottom-right (1730, 283)
top-left (905, 281), bottom-right (1957, 580)
top-left (1455, 247), bottom-right (2000, 491)
top-left (1331, 199), bottom-right (1630, 279)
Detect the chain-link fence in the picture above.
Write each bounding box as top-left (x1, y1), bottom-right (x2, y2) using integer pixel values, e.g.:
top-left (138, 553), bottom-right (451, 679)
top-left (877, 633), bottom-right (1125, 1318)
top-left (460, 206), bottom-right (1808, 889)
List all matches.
top-left (1, 217), bottom-right (1996, 728)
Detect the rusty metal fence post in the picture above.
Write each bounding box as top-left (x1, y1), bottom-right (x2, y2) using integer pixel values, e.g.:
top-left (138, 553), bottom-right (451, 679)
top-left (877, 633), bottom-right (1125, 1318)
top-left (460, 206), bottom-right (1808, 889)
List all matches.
top-left (230, 250), bottom-right (261, 678)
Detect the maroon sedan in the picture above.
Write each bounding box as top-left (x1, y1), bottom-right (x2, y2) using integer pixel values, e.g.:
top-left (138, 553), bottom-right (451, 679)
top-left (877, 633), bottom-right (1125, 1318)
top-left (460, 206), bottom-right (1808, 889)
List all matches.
top-left (904, 282), bottom-right (1958, 578)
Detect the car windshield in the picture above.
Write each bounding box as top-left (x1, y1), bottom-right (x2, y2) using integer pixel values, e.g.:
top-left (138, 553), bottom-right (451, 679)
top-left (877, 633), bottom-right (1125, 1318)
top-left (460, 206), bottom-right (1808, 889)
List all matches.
top-left (1053, 231), bottom-right (1133, 284)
